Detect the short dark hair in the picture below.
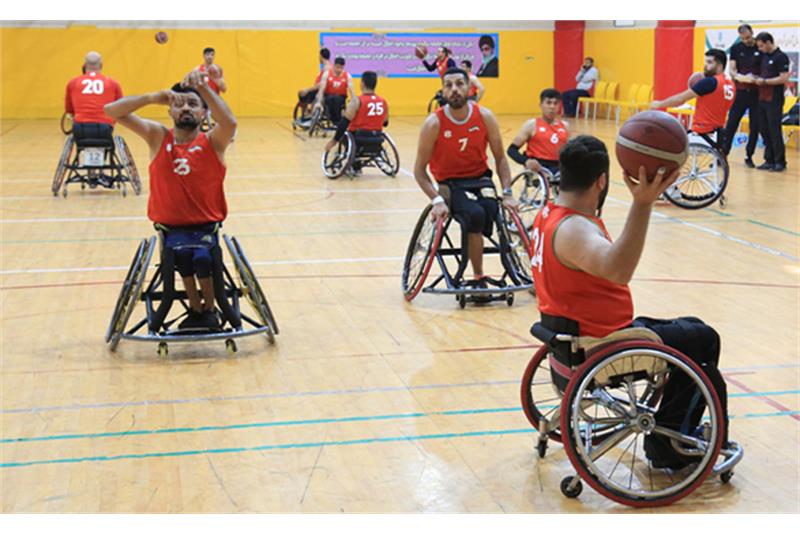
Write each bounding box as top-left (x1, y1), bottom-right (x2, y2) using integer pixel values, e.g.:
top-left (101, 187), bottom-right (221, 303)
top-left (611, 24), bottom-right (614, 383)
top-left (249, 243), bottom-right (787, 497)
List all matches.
top-left (755, 31), bottom-right (774, 44)
top-left (442, 67), bottom-right (469, 84)
top-left (334, 57), bottom-right (346, 66)
top-left (320, 48), bottom-right (331, 60)
top-left (705, 48), bottom-right (727, 70)
top-left (585, 57), bottom-right (594, 64)
top-left (171, 82), bottom-right (208, 109)
top-left (738, 24), bottom-right (753, 33)
top-left (361, 71), bottom-right (378, 90)
top-left (440, 47), bottom-right (452, 56)
top-left (460, 59), bottom-right (472, 69)
top-left (540, 88), bottom-right (562, 102)
top-left (203, 47), bottom-right (215, 55)
top-left (559, 136), bottom-right (609, 192)
top-left (479, 35), bottom-right (495, 50)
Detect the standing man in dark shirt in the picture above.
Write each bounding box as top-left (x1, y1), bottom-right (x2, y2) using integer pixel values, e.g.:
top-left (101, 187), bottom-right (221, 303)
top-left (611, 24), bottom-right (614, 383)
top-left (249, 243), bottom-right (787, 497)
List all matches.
top-left (754, 32), bottom-right (790, 172)
top-left (722, 24), bottom-right (762, 167)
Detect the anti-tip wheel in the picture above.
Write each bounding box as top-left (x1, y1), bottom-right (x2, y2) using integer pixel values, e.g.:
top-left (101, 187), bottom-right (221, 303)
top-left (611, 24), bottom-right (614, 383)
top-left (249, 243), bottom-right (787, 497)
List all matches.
top-left (226, 339), bottom-right (238, 354)
top-left (157, 342), bottom-right (168, 358)
top-left (458, 294), bottom-right (467, 309)
top-left (506, 293), bottom-right (515, 307)
top-left (536, 439), bottom-right (548, 459)
top-left (720, 471), bottom-right (734, 484)
top-left (560, 476), bottom-right (583, 498)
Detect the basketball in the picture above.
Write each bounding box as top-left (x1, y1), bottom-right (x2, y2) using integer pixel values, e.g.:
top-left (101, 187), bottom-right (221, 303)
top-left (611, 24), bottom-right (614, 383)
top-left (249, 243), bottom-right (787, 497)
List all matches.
top-left (615, 110), bottom-right (688, 181)
top-left (155, 31), bottom-right (168, 44)
top-left (208, 64), bottom-right (221, 78)
top-left (414, 45), bottom-right (427, 59)
top-left (687, 71), bottom-right (703, 89)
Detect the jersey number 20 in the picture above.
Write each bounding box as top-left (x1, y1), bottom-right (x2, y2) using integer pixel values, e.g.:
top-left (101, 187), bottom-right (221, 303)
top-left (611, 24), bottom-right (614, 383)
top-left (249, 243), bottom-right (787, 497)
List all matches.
top-left (81, 79), bottom-right (105, 95)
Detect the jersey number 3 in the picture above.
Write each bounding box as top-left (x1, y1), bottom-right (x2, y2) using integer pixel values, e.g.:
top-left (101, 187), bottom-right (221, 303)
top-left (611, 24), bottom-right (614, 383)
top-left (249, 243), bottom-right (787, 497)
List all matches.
top-left (173, 158), bottom-right (191, 176)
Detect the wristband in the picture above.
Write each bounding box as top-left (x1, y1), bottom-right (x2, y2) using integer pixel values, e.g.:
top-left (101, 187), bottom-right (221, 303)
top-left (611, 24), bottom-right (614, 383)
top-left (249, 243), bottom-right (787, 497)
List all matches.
top-left (502, 187), bottom-right (513, 197)
top-left (431, 195), bottom-right (445, 206)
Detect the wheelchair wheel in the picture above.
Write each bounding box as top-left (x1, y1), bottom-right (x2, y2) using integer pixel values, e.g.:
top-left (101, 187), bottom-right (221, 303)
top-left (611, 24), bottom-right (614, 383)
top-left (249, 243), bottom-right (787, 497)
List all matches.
top-left (115, 136), bottom-right (142, 195)
top-left (666, 143), bottom-right (729, 210)
top-left (375, 133), bottom-right (400, 177)
top-left (401, 205), bottom-right (445, 301)
top-left (500, 205), bottom-right (533, 285)
top-left (307, 107), bottom-right (323, 137)
top-left (520, 345), bottom-right (563, 442)
top-left (106, 236), bottom-right (156, 350)
top-left (321, 133), bottom-right (354, 179)
top-left (427, 93), bottom-right (443, 114)
top-left (223, 235), bottom-right (279, 343)
top-left (510, 171), bottom-right (549, 235)
top-left (559, 341), bottom-right (725, 507)
top-left (52, 134), bottom-right (75, 196)
top-left (60, 113), bottom-right (73, 135)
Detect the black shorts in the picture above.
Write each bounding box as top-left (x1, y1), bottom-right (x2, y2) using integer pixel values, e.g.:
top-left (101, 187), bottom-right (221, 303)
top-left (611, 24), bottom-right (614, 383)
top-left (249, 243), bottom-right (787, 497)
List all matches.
top-left (159, 223), bottom-right (220, 278)
top-left (441, 174), bottom-right (498, 237)
top-left (72, 122), bottom-right (113, 145)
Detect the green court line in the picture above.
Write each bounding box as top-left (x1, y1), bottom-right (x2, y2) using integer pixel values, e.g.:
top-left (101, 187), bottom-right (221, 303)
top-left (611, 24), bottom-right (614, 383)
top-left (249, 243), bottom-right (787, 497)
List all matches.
top-left (746, 219), bottom-right (800, 237)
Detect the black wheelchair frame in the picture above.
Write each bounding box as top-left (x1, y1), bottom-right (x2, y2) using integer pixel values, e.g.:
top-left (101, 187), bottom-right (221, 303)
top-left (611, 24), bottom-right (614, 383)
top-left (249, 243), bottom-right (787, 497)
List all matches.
top-left (106, 231), bottom-right (278, 357)
top-left (321, 130), bottom-right (400, 179)
top-left (52, 133), bottom-right (141, 198)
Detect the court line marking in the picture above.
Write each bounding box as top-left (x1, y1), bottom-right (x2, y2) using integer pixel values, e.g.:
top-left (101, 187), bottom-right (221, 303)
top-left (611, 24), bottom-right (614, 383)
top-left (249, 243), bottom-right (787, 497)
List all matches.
top-left (3, 363), bottom-right (798, 415)
top-left (3, 391), bottom-right (797, 445)
top-left (725, 376), bottom-right (800, 422)
top-left (2, 410), bottom-right (798, 469)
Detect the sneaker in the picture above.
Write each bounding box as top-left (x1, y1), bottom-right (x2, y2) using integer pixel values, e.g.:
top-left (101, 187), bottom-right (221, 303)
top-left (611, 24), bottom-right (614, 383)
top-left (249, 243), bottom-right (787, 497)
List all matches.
top-left (200, 310), bottom-right (221, 330)
top-left (179, 310), bottom-right (205, 330)
top-left (757, 162), bottom-right (774, 171)
top-left (770, 164), bottom-right (786, 173)
top-left (744, 157), bottom-right (755, 168)
top-left (644, 434), bottom-right (697, 470)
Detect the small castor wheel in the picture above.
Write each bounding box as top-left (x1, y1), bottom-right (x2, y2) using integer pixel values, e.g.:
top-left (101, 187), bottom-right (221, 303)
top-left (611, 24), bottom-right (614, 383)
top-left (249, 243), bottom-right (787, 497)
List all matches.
top-left (536, 438), bottom-right (548, 458)
top-left (157, 342), bottom-right (169, 358)
top-left (506, 293), bottom-right (515, 307)
top-left (62, 187), bottom-right (68, 198)
top-left (458, 294), bottom-right (467, 309)
top-left (226, 339), bottom-right (238, 354)
top-left (720, 470), bottom-right (734, 484)
top-left (122, 185), bottom-right (127, 197)
top-left (560, 476), bottom-right (583, 498)
top-left (719, 194), bottom-right (727, 208)
top-left (81, 183), bottom-right (86, 190)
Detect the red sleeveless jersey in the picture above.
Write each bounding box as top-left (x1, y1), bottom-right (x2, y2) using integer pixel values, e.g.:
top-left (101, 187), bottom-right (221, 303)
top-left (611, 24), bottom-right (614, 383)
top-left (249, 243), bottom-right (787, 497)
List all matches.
top-left (314, 61), bottom-right (332, 84)
top-left (64, 72), bottom-right (123, 124)
top-left (349, 94), bottom-right (388, 131)
top-left (148, 130), bottom-right (228, 226)
top-left (324, 71), bottom-right (349, 96)
top-left (693, 74), bottom-right (735, 134)
top-left (531, 203), bottom-right (633, 337)
top-left (429, 103), bottom-right (490, 182)
top-left (436, 57), bottom-right (450, 78)
top-left (525, 118), bottom-right (568, 160)
top-left (198, 64), bottom-right (223, 94)
top-left (467, 76), bottom-right (478, 98)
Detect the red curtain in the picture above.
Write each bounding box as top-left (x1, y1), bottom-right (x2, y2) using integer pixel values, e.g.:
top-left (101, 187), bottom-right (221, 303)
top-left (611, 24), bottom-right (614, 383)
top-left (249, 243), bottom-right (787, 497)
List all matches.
top-left (654, 21), bottom-right (695, 100)
top-left (554, 21), bottom-right (585, 93)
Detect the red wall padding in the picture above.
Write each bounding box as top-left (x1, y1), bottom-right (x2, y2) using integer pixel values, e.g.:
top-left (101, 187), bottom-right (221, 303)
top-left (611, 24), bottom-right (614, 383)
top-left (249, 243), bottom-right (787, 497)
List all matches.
top-left (654, 20), bottom-right (695, 100)
top-left (554, 21), bottom-right (585, 93)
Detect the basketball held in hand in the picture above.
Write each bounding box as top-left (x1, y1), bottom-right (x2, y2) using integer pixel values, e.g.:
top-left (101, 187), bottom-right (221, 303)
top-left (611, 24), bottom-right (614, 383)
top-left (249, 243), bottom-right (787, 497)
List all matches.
top-left (615, 110), bottom-right (688, 182)
top-left (155, 31), bottom-right (168, 44)
top-left (414, 45), bottom-right (427, 59)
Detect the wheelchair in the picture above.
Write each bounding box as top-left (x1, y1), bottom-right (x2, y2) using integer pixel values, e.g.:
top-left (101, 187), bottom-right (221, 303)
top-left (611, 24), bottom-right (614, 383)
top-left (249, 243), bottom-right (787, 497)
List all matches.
top-left (427, 90), bottom-right (446, 113)
top-left (321, 130), bottom-right (400, 179)
top-left (664, 131), bottom-right (729, 210)
top-left (293, 98), bottom-right (341, 138)
top-left (401, 183), bottom-right (534, 307)
top-left (520, 316), bottom-right (743, 507)
top-left (106, 227), bottom-right (279, 357)
top-left (509, 168), bottom-right (552, 234)
top-left (52, 132), bottom-right (141, 198)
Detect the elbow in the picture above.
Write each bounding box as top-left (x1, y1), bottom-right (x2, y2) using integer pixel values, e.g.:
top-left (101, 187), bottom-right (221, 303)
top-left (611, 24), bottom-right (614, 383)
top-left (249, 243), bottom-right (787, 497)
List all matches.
top-left (103, 104), bottom-right (119, 119)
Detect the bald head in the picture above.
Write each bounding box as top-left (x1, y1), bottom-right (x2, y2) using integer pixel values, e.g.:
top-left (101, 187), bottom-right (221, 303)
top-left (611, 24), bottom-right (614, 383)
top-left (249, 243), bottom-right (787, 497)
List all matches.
top-left (84, 51), bottom-right (102, 72)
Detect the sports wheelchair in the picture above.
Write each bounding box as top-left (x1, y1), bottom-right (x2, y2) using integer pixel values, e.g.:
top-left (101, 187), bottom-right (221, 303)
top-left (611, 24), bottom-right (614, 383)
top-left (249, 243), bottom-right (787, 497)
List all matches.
top-left (664, 130), bottom-right (729, 209)
top-left (106, 227), bottom-right (278, 357)
top-left (293, 98), bottom-right (341, 138)
top-left (427, 90), bottom-right (446, 113)
top-left (52, 132), bottom-right (141, 198)
top-left (401, 182), bottom-right (534, 307)
top-left (509, 168), bottom-right (552, 235)
top-left (321, 130), bottom-right (400, 179)
top-left (520, 316), bottom-right (743, 507)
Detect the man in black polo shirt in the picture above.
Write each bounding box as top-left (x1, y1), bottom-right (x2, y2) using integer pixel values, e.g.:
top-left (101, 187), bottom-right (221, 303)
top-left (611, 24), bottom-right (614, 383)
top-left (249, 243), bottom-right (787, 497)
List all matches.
top-left (754, 31), bottom-right (790, 172)
top-left (722, 24), bottom-right (762, 167)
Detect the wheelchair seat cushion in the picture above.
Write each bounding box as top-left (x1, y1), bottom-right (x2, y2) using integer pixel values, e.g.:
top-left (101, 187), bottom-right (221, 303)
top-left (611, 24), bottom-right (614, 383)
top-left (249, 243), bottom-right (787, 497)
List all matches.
top-left (75, 137), bottom-right (114, 149)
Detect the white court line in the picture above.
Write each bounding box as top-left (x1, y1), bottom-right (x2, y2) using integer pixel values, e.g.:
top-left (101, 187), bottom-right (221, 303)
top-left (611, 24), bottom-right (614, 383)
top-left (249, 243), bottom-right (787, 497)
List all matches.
top-left (0, 207), bottom-right (422, 224)
top-left (0, 256), bottom-right (404, 275)
top-left (0, 187), bottom-right (420, 201)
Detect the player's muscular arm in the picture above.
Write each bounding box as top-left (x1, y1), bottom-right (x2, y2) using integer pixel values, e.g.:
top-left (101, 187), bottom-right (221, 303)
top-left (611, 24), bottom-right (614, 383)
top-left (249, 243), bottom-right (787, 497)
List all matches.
top-left (481, 108), bottom-right (514, 196)
top-left (347, 74), bottom-right (355, 100)
top-left (104, 93), bottom-right (169, 158)
top-left (343, 98), bottom-right (360, 121)
top-left (473, 76), bottom-right (485, 101)
top-left (413, 114), bottom-right (441, 200)
top-left (196, 83), bottom-right (236, 157)
top-left (650, 89), bottom-right (697, 110)
top-left (314, 73), bottom-right (329, 108)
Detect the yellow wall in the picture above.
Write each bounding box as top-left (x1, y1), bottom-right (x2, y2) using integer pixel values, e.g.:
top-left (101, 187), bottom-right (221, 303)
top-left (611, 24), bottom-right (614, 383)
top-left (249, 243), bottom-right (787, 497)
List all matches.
top-left (0, 26), bottom-right (552, 119)
top-left (584, 28), bottom-right (655, 99)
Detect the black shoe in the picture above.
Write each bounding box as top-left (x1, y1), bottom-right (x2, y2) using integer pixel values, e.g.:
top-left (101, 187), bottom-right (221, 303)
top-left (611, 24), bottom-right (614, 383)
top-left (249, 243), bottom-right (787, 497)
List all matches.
top-left (770, 164), bottom-right (786, 173)
top-left (644, 434), bottom-right (697, 470)
top-left (179, 310), bottom-right (205, 330)
top-left (200, 310), bottom-right (221, 330)
top-left (757, 162), bottom-right (774, 171)
top-left (744, 157), bottom-right (755, 168)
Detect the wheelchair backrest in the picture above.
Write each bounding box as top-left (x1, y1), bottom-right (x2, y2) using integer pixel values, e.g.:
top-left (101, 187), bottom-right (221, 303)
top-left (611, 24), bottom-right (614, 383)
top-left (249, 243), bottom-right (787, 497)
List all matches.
top-left (353, 130), bottom-right (384, 156)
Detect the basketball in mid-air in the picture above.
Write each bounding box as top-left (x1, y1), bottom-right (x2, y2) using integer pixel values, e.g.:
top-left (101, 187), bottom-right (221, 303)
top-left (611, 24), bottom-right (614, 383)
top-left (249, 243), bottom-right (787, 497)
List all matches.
top-left (687, 72), bottom-right (703, 89)
top-left (155, 31), bottom-right (168, 44)
top-left (414, 45), bottom-right (427, 59)
top-left (615, 110), bottom-right (688, 182)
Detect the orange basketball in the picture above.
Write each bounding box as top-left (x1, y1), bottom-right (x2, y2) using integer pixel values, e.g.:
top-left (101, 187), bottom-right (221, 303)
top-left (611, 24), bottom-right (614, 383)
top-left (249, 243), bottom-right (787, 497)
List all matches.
top-left (615, 110), bottom-right (688, 182)
top-left (687, 72), bottom-right (703, 89)
top-left (414, 45), bottom-right (427, 59)
top-left (208, 64), bottom-right (221, 78)
top-left (155, 31), bottom-right (168, 44)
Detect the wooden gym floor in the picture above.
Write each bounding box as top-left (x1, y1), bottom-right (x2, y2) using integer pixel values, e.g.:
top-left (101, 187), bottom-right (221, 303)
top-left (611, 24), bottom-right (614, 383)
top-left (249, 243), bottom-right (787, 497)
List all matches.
top-left (0, 114), bottom-right (798, 512)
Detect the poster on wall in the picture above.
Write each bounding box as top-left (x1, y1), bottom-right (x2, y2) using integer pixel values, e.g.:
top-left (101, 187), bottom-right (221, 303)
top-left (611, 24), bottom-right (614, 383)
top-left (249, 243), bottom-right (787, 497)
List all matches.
top-left (705, 26), bottom-right (798, 95)
top-left (319, 32), bottom-right (499, 78)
